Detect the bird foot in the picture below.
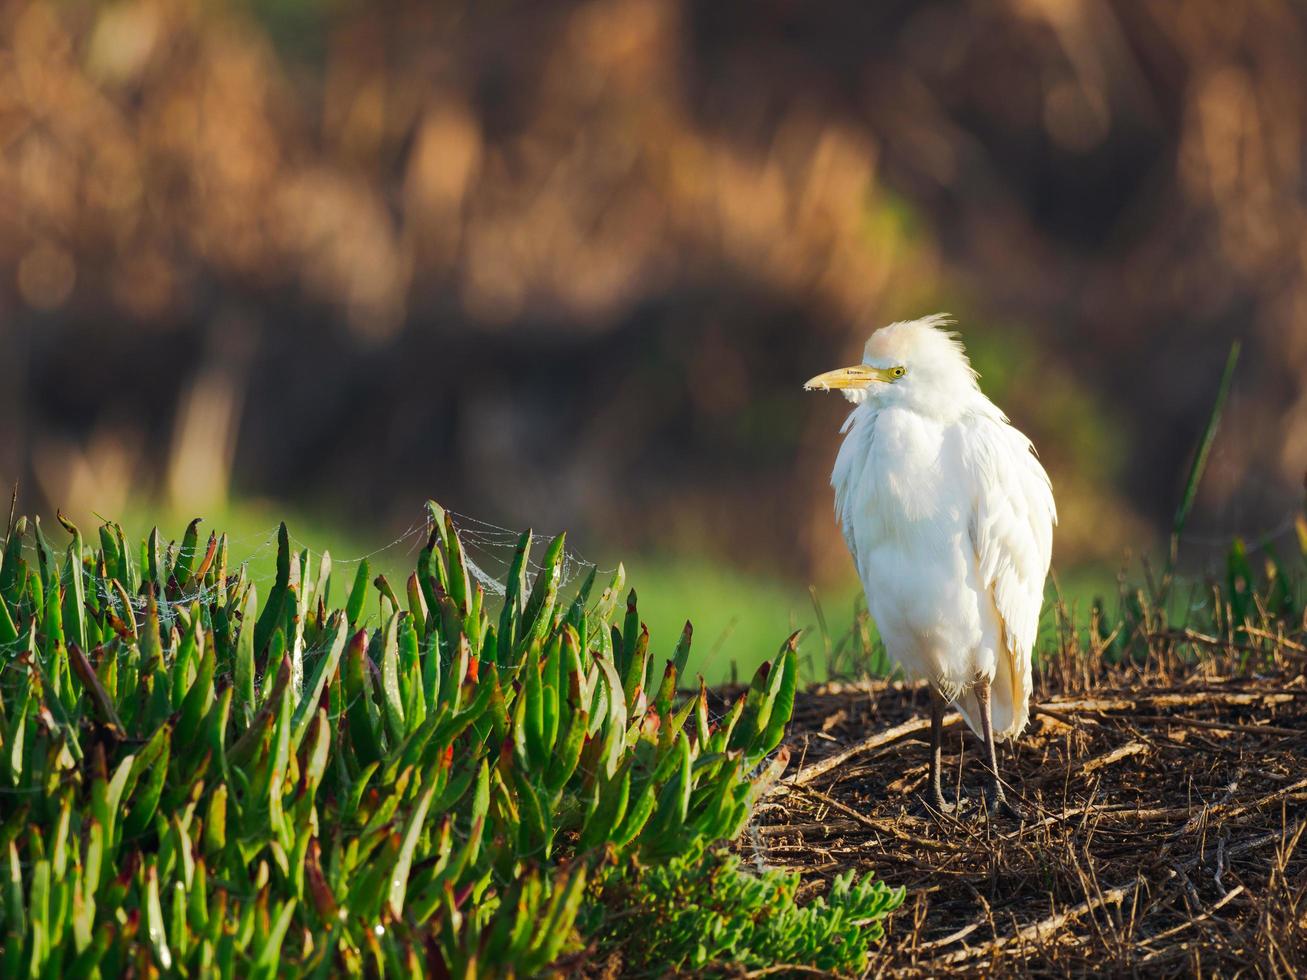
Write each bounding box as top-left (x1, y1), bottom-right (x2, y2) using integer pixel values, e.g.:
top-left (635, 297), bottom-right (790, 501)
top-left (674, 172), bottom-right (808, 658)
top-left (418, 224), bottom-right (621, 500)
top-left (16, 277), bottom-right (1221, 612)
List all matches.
top-left (910, 791), bottom-right (962, 818)
top-left (985, 790), bottom-right (1024, 822)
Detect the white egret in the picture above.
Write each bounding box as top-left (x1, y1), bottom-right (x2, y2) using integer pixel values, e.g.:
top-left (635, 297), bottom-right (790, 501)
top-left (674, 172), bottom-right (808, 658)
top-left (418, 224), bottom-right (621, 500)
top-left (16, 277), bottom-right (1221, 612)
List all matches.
top-left (805, 315), bottom-right (1055, 816)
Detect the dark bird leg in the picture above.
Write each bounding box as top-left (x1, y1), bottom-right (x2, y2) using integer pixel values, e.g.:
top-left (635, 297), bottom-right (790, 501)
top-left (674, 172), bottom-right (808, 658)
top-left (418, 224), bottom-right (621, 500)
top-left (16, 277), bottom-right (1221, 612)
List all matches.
top-left (922, 685), bottom-right (956, 814)
top-left (975, 678), bottom-right (1021, 820)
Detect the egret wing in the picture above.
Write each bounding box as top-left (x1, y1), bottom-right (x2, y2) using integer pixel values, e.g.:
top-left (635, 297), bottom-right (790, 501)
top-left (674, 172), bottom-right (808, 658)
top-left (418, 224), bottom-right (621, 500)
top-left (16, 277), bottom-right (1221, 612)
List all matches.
top-left (964, 413), bottom-right (1056, 735)
top-left (832, 406), bottom-right (876, 572)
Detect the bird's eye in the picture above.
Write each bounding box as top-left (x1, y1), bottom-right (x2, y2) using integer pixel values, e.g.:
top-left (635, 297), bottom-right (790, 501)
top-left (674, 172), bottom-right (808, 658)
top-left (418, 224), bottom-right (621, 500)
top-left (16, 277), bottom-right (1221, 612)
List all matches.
top-left (890, 366), bottom-right (906, 379)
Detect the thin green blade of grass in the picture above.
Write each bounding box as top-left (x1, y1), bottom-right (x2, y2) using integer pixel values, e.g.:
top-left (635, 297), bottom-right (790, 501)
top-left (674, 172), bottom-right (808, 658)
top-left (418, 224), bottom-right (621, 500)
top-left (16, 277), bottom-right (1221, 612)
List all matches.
top-left (1169, 339), bottom-right (1241, 571)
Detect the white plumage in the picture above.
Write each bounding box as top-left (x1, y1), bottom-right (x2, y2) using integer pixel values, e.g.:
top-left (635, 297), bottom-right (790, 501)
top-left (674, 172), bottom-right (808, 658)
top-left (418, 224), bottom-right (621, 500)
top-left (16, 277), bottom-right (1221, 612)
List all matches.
top-left (807, 314), bottom-right (1056, 815)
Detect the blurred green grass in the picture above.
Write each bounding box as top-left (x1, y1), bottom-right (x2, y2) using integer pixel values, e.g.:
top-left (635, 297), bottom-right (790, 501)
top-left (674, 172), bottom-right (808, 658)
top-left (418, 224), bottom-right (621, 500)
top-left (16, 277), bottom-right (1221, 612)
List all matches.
top-left (620, 559), bottom-right (855, 686)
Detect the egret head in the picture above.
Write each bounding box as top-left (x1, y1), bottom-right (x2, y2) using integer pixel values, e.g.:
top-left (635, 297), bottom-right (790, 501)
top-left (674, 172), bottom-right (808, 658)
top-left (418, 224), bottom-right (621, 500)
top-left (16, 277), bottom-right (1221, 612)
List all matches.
top-left (804, 313), bottom-right (979, 416)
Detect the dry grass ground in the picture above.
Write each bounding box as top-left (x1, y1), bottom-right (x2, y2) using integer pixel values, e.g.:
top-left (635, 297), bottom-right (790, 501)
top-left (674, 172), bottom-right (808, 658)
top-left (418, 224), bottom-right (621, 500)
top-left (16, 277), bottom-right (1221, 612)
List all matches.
top-left (748, 629), bottom-right (1307, 977)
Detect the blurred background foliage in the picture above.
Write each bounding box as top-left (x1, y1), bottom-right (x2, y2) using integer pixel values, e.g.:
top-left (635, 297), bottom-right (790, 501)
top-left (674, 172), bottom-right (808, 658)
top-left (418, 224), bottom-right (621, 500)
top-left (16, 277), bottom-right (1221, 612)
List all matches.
top-left (3, 0), bottom-right (1306, 676)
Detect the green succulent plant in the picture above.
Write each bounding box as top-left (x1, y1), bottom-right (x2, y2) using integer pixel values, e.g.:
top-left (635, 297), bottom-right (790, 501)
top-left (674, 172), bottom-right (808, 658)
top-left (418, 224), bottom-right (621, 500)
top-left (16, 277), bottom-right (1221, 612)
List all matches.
top-left (584, 848), bottom-right (903, 975)
top-left (0, 500), bottom-right (873, 977)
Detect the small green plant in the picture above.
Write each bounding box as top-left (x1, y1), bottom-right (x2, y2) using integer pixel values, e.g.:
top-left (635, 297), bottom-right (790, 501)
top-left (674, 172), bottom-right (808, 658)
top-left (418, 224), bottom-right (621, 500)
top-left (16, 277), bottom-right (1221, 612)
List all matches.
top-left (583, 848), bottom-right (904, 975)
top-left (0, 500), bottom-right (819, 977)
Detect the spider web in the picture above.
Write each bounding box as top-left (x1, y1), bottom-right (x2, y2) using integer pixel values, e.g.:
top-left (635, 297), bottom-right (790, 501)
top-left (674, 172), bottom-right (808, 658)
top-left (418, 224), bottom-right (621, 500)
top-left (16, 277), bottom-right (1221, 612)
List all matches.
top-left (442, 509), bottom-right (608, 598)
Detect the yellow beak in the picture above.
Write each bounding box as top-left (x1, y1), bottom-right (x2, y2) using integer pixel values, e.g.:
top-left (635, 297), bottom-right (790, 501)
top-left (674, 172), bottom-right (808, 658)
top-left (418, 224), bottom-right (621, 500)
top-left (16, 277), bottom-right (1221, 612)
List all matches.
top-left (803, 365), bottom-right (895, 392)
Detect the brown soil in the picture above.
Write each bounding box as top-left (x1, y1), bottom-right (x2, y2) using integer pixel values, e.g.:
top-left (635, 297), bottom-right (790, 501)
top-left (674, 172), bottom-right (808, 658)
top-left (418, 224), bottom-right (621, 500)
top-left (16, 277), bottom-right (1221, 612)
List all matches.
top-left (751, 638), bottom-right (1307, 977)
